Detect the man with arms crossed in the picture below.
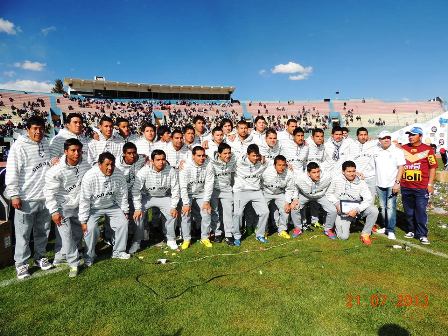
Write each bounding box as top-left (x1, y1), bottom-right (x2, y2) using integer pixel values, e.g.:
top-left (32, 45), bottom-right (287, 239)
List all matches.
top-left (79, 152), bottom-right (130, 266)
top-left (133, 149), bottom-right (180, 250)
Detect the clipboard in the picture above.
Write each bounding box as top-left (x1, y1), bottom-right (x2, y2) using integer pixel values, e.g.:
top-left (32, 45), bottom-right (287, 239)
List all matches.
top-left (340, 200), bottom-right (361, 214)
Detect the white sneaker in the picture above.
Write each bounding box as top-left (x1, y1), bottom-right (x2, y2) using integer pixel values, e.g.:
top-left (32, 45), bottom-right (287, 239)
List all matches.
top-left (404, 232), bottom-right (415, 239)
top-left (68, 266), bottom-right (78, 278)
top-left (387, 232), bottom-right (396, 240)
top-left (35, 258), bottom-right (53, 271)
top-left (419, 237), bottom-right (430, 245)
top-left (377, 228), bottom-right (386, 234)
top-left (167, 240), bottom-right (178, 250)
top-left (112, 252), bottom-right (131, 260)
top-left (16, 265), bottom-right (30, 280)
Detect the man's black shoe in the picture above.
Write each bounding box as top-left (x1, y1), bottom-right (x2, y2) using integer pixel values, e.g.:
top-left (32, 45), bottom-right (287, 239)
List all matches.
top-left (224, 237), bottom-right (234, 246)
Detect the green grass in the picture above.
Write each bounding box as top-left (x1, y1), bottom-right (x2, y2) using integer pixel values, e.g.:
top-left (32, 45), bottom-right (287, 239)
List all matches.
top-left (0, 212), bottom-right (447, 336)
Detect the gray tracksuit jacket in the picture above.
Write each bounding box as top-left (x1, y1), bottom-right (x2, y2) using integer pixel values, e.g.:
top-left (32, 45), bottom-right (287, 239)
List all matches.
top-left (179, 159), bottom-right (215, 204)
top-left (295, 172), bottom-right (332, 199)
top-left (79, 166), bottom-right (129, 223)
top-left (132, 164), bottom-right (180, 210)
top-left (44, 155), bottom-right (91, 217)
top-left (261, 165), bottom-right (296, 202)
top-left (233, 155), bottom-right (268, 192)
top-left (210, 153), bottom-right (237, 193)
top-left (5, 134), bottom-right (52, 201)
top-left (49, 128), bottom-right (90, 159)
top-left (326, 175), bottom-right (372, 213)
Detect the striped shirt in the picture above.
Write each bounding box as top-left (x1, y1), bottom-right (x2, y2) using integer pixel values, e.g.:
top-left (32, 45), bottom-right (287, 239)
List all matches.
top-left (295, 171), bottom-right (331, 199)
top-left (5, 134), bottom-right (52, 201)
top-left (132, 164), bottom-right (180, 210)
top-left (281, 141), bottom-right (309, 172)
top-left (326, 175), bottom-right (372, 213)
top-left (261, 164), bottom-right (296, 202)
top-left (179, 159), bottom-right (215, 204)
top-left (49, 128), bottom-right (90, 159)
top-left (87, 135), bottom-right (124, 165)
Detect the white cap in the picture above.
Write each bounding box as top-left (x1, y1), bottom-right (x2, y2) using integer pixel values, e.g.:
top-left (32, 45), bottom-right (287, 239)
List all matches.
top-left (378, 130), bottom-right (392, 139)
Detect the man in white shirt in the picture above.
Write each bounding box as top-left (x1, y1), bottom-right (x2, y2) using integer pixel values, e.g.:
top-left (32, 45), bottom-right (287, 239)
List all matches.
top-left (350, 127), bottom-right (378, 202)
top-left (277, 119), bottom-right (297, 145)
top-left (373, 130), bottom-right (406, 240)
top-left (281, 127), bottom-right (309, 172)
top-left (259, 129), bottom-right (282, 163)
top-left (135, 122), bottom-right (156, 158)
top-left (115, 117), bottom-right (138, 143)
top-left (165, 129), bottom-right (191, 169)
top-left (251, 116), bottom-right (267, 146)
top-left (205, 126), bottom-right (225, 157)
top-left (227, 120), bottom-right (254, 157)
top-left (322, 126), bottom-right (351, 173)
top-left (306, 128), bottom-right (326, 165)
top-left (88, 116), bottom-right (124, 165)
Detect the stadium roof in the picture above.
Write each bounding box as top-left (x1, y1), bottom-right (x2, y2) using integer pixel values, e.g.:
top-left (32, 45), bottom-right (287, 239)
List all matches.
top-left (64, 78), bottom-right (235, 100)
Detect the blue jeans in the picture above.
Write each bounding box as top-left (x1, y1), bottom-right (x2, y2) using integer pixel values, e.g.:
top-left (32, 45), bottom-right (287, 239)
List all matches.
top-left (376, 186), bottom-right (397, 233)
top-left (401, 187), bottom-right (429, 238)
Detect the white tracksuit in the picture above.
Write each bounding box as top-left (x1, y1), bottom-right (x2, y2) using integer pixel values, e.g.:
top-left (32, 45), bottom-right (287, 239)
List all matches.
top-left (350, 139), bottom-right (378, 201)
top-left (49, 128), bottom-right (90, 159)
top-left (295, 172), bottom-right (336, 230)
top-left (326, 175), bottom-right (379, 239)
top-left (277, 130), bottom-right (294, 145)
top-left (251, 130), bottom-right (266, 146)
top-left (44, 155), bottom-right (90, 266)
top-left (259, 141), bottom-right (282, 163)
top-left (280, 141), bottom-right (309, 172)
top-left (87, 134), bottom-right (124, 165)
top-left (227, 134), bottom-right (254, 157)
top-left (132, 164), bottom-right (180, 242)
top-left (305, 138), bottom-right (326, 166)
top-left (164, 143), bottom-right (191, 169)
top-left (5, 134), bottom-right (52, 267)
top-left (205, 140), bottom-right (223, 158)
top-left (79, 166), bottom-right (129, 262)
top-left (323, 138), bottom-right (352, 173)
top-left (116, 132), bottom-right (139, 144)
top-left (179, 159), bottom-right (215, 240)
top-left (210, 153), bottom-right (236, 238)
top-left (233, 156), bottom-right (269, 240)
top-left (261, 165), bottom-right (298, 232)
top-left (135, 136), bottom-right (154, 158)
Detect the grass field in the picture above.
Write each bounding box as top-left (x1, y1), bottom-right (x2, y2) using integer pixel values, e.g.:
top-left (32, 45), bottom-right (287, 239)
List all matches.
top-left (0, 208), bottom-right (447, 336)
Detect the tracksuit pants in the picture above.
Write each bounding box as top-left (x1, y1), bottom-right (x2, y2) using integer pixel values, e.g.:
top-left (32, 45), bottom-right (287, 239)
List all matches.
top-left (56, 216), bottom-right (82, 267)
top-left (139, 196), bottom-right (176, 242)
top-left (210, 190), bottom-right (234, 238)
top-left (14, 199), bottom-right (50, 267)
top-left (296, 195), bottom-right (337, 231)
top-left (84, 206), bottom-right (128, 262)
top-left (365, 177), bottom-right (377, 205)
top-left (263, 193), bottom-right (295, 233)
top-left (233, 190), bottom-right (269, 240)
top-left (335, 205), bottom-right (379, 240)
top-left (181, 196), bottom-right (212, 241)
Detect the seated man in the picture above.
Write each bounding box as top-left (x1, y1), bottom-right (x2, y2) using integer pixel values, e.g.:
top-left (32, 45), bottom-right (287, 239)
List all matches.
top-left (326, 161), bottom-right (379, 245)
top-left (179, 146), bottom-right (215, 249)
top-left (295, 162), bottom-right (337, 239)
top-left (132, 149), bottom-right (180, 250)
top-left (233, 144), bottom-right (269, 245)
top-left (79, 152), bottom-right (130, 266)
top-left (261, 155), bottom-right (297, 239)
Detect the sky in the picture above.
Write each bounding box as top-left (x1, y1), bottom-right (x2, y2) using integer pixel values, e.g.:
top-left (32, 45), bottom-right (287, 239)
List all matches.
top-left (0, 0), bottom-right (447, 101)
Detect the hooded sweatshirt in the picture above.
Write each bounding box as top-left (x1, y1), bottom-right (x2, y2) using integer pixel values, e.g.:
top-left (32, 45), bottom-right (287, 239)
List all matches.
top-left (87, 134), bottom-right (124, 165)
top-left (210, 152), bottom-right (237, 192)
top-left (5, 134), bottom-right (52, 201)
top-left (350, 139), bottom-right (378, 179)
top-left (306, 138), bottom-right (326, 165)
top-left (259, 140), bottom-right (282, 163)
top-left (233, 155), bottom-right (268, 192)
top-left (179, 158), bottom-right (215, 204)
top-left (132, 164), bottom-right (180, 210)
top-left (135, 136), bottom-right (154, 157)
top-left (115, 155), bottom-right (146, 193)
top-left (44, 155), bottom-right (90, 217)
top-left (261, 164), bottom-right (296, 202)
top-left (326, 174), bottom-right (372, 213)
top-left (323, 138), bottom-right (352, 173)
top-left (164, 142), bottom-right (191, 169)
top-left (228, 134), bottom-right (254, 157)
top-left (49, 128), bottom-right (90, 159)
top-left (281, 141), bottom-right (309, 172)
top-left (78, 166), bottom-right (129, 223)
top-left (295, 171), bottom-right (332, 199)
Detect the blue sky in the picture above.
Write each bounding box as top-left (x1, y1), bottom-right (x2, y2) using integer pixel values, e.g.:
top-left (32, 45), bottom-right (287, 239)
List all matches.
top-left (0, 0), bottom-right (447, 101)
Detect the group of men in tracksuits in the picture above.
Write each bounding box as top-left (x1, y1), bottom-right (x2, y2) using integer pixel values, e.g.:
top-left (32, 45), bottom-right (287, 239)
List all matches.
top-left (6, 111), bottom-right (435, 280)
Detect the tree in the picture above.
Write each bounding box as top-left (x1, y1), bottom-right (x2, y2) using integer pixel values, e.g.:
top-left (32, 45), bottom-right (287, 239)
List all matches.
top-left (51, 79), bottom-right (65, 94)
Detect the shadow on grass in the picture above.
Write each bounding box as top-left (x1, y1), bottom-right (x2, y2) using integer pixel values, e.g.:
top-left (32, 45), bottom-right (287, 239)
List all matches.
top-left (160, 328), bottom-right (183, 336)
top-left (378, 323), bottom-right (410, 336)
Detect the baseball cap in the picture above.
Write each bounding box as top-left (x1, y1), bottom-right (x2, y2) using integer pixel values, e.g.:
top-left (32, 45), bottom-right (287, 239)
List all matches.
top-left (378, 130), bottom-right (392, 139)
top-left (405, 126), bottom-right (423, 136)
